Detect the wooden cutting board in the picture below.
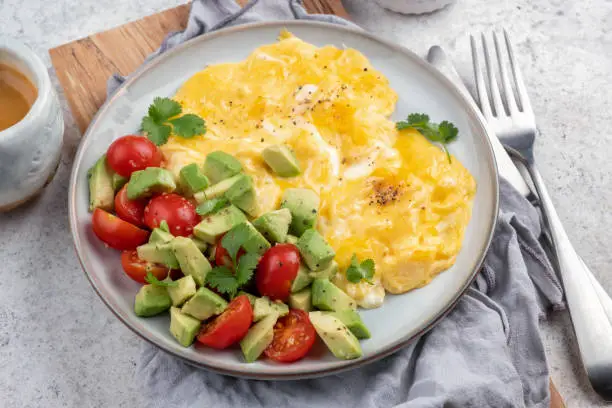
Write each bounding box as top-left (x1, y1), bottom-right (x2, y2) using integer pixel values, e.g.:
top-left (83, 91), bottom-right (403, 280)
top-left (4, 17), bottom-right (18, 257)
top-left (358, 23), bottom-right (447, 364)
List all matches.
top-left (48, 2), bottom-right (565, 406)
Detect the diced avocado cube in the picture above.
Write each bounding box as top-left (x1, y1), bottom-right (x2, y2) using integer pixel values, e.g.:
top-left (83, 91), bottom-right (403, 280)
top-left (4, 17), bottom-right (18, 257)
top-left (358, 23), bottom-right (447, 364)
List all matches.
top-left (285, 235), bottom-right (299, 245)
top-left (253, 296), bottom-right (289, 322)
top-left (237, 291), bottom-right (258, 308)
top-left (240, 312), bottom-right (279, 363)
top-left (311, 278), bottom-right (356, 311)
top-left (167, 275), bottom-right (197, 307)
top-left (225, 174), bottom-right (258, 217)
top-left (289, 288), bottom-right (312, 312)
top-left (169, 307), bottom-right (201, 347)
top-left (194, 174), bottom-right (243, 203)
top-left (190, 237), bottom-right (208, 253)
top-left (171, 237), bottom-right (212, 287)
top-left (262, 144), bottom-right (301, 177)
top-left (230, 222), bottom-right (271, 255)
top-left (291, 263), bottom-right (313, 293)
top-left (193, 205), bottom-right (247, 244)
top-left (204, 151), bottom-right (242, 184)
top-left (182, 287), bottom-right (228, 320)
top-left (326, 310), bottom-right (370, 339)
top-left (134, 284), bottom-right (172, 317)
top-left (112, 173), bottom-right (128, 192)
top-left (308, 261), bottom-right (338, 280)
top-left (137, 242), bottom-right (179, 269)
top-left (309, 311), bottom-right (362, 360)
top-left (149, 228), bottom-right (174, 244)
top-left (127, 167), bottom-right (176, 200)
top-left (280, 188), bottom-right (319, 236)
top-left (297, 229), bottom-right (335, 271)
top-left (88, 155), bottom-right (115, 212)
top-left (253, 208), bottom-right (292, 243)
top-left (179, 163), bottom-right (210, 196)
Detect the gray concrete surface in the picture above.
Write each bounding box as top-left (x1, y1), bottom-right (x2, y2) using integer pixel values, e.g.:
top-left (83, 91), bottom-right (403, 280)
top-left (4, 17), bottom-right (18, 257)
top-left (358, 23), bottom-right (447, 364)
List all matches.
top-left (0, 0), bottom-right (610, 406)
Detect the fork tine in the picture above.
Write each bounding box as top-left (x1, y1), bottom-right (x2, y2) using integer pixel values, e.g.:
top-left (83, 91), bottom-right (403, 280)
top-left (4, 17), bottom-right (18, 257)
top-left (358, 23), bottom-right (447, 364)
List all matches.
top-left (481, 33), bottom-right (506, 117)
top-left (493, 32), bottom-right (518, 114)
top-left (503, 29), bottom-right (532, 113)
top-left (470, 35), bottom-right (493, 119)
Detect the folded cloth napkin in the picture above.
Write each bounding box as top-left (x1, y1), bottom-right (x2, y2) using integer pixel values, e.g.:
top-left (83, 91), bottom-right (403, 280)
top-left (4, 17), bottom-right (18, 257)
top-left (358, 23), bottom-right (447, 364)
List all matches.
top-left (107, 1), bottom-right (564, 406)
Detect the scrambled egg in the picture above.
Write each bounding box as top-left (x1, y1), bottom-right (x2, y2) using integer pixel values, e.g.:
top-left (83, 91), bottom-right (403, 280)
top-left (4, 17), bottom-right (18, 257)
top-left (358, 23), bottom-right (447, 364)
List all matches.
top-left (162, 32), bottom-right (476, 309)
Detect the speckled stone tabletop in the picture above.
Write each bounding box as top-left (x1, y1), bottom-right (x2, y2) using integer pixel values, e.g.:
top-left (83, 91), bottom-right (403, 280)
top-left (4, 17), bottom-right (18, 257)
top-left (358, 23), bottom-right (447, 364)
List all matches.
top-left (0, 0), bottom-right (610, 406)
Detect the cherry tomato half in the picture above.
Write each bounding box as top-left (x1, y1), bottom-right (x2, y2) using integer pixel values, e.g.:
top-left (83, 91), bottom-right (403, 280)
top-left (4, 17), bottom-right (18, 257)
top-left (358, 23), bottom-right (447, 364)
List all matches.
top-left (106, 135), bottom-right (162, 177)
top-left (120, 250), bottom-right (169, 284)
top-left (264, 309), bottom-right (316, 363)
top-left (92, 208), bottom-right (150, 250)
top-left (114, 184), bottom-right (148, 228)
top-left (214, 237), bottom-right (245, 269)
top-left (196, 295), bottom-right (253, 349)
top-left (256, 244), bottom-right (300, 301)
top-left (143, 193), bottom-right (200, 237)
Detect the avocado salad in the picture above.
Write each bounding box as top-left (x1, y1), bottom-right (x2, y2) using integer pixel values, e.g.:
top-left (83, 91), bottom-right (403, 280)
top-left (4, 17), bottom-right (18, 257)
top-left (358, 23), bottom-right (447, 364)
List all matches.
top-left (88, 126), bottom-right (372, 364)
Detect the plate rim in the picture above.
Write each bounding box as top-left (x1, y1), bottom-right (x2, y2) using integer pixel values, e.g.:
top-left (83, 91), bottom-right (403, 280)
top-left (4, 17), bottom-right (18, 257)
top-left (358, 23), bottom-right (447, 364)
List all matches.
top-left (68, 19), bottom-right (499, 380)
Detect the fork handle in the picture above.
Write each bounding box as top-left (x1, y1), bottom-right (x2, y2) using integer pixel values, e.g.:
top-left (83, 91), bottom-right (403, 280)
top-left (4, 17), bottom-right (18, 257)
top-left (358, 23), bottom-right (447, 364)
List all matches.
top-left (527, 161), bottom-right (612, 399)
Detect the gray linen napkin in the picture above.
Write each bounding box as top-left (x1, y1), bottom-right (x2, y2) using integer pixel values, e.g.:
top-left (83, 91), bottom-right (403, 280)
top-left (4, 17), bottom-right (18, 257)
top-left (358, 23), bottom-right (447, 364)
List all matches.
top-left (107, 1), bottom-right (564, 406)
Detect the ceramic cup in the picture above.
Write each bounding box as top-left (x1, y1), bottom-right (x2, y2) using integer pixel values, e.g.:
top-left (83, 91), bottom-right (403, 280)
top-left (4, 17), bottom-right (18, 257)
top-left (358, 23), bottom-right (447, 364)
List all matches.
top-left (374, 0), bottom-right (456, 14)
top-left (0, 38), bottom-right (64, 211)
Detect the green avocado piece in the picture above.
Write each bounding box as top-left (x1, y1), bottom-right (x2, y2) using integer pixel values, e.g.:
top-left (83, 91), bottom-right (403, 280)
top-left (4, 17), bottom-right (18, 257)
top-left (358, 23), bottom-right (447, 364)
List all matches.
top-left (291, 263), bottom-right (313, 293)
top-left (194, 174), bottom-right (243, 203)
top-left (326, 309), bottom-right (370, 339)
top-left (126, 167), bottom-right (176, 200)
top-left (112, 173), bottom-right (128, 192)
top-left (149, 227), bottom-right (174, 244)
top-left (253, 296), bottom-right (289, 322)
top-left (296, 229), bottom-right (335, 271)
top-left (134, 284), bottom-right (172, 317)
top-left (171, 237), bottom-right (213, 287)
top-left (137, 241), bottom-right (180, 270)
top-left (193, 205), bottom-right (247, 244)
top-left (253, 208), bottom-right (292, 243)
top-left (230, 221), bottom-right (271, 255)
top-left (169, 307), bottom-right (201, 347)
top-left (237, 291), bottom-right (258, 308)
top-left (289, 288), bottom-right (312, 312)
top-left (285, 235), bottom-right (299, 245)
top-left (309, 311), bottom-right (362, 360)
top-left (240, 312), bottom-right (279, 363)
top-left (225, 174), bottom-right (258, 216)
top-left (179, 163), bottom-right (210, 196)
top-left (87, 155), bottom-right (115, 212)
top-left (167, 275), bottom-right (197, 307)
top-left (308, 261), bottom-right (338, 280)
top-left (204, 151), bottom-right (243, 185)
top-left (190, 237), bottom-right (208, 253)
top-left (182, 287), bottom-right (228, 320)
top-left (262, 144), bottom-right (301, 177)
top-left (311, 278), bottom-right (356, 311)
top-left (280, 188), bottom-right (319, 236)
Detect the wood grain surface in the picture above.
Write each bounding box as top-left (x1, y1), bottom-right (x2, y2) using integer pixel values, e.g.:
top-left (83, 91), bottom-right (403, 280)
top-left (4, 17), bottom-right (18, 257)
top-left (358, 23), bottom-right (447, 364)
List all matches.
top-left (48, 2), bottom-right (564, 406)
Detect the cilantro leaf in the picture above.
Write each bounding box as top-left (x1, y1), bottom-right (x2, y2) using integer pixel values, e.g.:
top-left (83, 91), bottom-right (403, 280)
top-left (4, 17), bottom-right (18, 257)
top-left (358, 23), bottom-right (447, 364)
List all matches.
top-left (396, 113), bottom-right (458, 162)
top-left (145, 272), bottom-right (177, 287)
top-left (159, 220), bottom-right (170, 233)
top-left (221, 223), bottom-right (251, 264)
top-left (169, 114), bottom-right (206, 139)
top-left (196, 197), bottom-right (229, 216)
top-left (235, 253), bottom-right (260, 286)
top-left (345, 254), bottom-right (375, 284)
top-left (206, 266), bottom-right (239, 297)
top-left (142, 116), bottom-right (171, 146)
top-left (149, 97), bottom-right (182, 121)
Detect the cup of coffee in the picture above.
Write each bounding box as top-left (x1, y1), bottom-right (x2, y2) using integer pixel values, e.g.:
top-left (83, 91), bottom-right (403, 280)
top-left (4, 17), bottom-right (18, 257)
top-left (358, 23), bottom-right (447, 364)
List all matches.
top-left (0, 38), bottom-right (64, 211)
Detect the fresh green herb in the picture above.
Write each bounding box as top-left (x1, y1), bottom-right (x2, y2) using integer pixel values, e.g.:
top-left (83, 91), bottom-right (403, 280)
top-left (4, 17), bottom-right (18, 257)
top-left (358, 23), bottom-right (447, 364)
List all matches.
top-left (196, 197), bottom-right (230, 216)
top-left (145, 271), bottom-right (178, 287)
top-left (345, 254), bottom-right (375, 284)
top-left (396, 113), bottom-right (458, 162)
top-left (141, 97), bottom-right (206, 145)
top-left (205, 266), bottom-right (238, 297)
top-left (235, 253), bottom-right (260, 286)
top-left (221, 223), bottom-right (251, 264)
top-left (159, 220), bottom-right (170, 233)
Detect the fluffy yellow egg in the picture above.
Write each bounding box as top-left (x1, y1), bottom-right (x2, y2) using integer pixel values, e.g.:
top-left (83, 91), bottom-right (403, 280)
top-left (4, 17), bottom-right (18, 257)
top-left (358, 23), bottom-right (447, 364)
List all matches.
top-left (161, 32), bottom-right (476, 308)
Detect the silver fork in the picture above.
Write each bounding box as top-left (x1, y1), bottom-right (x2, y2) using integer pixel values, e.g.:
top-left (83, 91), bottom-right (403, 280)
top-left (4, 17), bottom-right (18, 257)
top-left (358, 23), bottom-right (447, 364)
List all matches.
top-left (471, 30), bottom-right (612, 400)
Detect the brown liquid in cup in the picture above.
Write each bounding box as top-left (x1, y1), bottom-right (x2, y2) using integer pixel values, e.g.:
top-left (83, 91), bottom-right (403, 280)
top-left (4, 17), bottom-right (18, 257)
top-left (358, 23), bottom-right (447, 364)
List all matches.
top-left (0, 63), bottom-right (38, 131)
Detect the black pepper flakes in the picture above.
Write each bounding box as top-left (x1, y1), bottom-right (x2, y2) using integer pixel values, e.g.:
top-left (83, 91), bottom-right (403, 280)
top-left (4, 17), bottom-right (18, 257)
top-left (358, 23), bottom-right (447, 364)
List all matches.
top-left (363, 68), bottom-right (368, 71)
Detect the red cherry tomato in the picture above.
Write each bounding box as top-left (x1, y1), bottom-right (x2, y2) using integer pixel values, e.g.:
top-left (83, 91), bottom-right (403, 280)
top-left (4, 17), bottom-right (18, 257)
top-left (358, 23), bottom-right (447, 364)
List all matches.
top-left (120, 250), bottom-right (169, 284)
top-left (214, 238), bottom-right (245, 269)
top-left (114, 184), bottom-right (148, 228)
top-left (106, 135), bottom-right (162, 177)
top-left (143, 193), bottom-right (200, 237)
top-left (92, 208), bottom-right (150, 250)
top-left (196, 295), bottom-right (253, 349)
top-left (256, 244), bottom-right (300, 301)
top-left (264, 309), bottom-right (316, 363)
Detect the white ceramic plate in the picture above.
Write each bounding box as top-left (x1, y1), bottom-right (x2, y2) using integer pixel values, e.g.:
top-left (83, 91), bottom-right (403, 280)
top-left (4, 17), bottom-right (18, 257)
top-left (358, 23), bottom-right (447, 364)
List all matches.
top-left (69, 21), bottom-right (499, 379)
